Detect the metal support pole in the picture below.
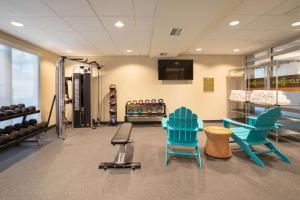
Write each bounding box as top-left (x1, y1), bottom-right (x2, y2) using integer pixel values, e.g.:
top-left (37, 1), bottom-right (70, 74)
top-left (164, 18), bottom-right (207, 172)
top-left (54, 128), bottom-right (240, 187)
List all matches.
top-left (55, 57), bottom-right (66, 138)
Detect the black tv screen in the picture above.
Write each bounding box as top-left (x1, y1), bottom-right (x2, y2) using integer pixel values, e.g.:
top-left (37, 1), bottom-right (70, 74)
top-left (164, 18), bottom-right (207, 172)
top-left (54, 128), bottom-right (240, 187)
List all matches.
top-left (158, 59), bottom-right (193, 80)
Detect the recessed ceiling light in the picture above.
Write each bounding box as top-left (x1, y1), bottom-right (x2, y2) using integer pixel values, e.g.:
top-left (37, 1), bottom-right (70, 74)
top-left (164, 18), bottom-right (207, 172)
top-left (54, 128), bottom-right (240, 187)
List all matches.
top-left (196, 48), bottom-right (202, 51)
top-left (126, 49), bottom-right (132, 53)
top-left (229, 20), bottom-right (239, 26)
top-left (66, 50), bottom-right (73, 53)
top-left (291, 21), bottom-right (300, 27)
top-left (115, 21), bottom-right (124, 28)
top-left (11, 21), bottom-right (24, 27)
top-left (233, 49), bottom-right (240, 52)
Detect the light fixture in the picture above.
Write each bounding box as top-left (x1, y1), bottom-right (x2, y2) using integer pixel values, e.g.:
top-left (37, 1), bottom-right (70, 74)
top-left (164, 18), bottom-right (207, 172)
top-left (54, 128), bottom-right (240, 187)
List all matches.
top-left (11, 21), bottom-right (24, 27)
top-left (115, 21), bottom-right (124, 28)
top-left (66, 50), bottom-right (73, 53)
top-left (196, 48), bottom-right (202, 51)
top-left (126, 49), bottom-right (132, 53)
top-left (229, 20), bottom-right (239, 26)
top-left (291, 21), bottom-right (300, 27)
top-left (233, 48), bottom-right (240, 52)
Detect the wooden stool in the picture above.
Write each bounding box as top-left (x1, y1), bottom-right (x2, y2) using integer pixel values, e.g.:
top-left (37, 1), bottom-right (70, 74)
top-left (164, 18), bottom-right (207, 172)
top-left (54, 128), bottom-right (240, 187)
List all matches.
top-left (204, 126), bottom-right (232, 158)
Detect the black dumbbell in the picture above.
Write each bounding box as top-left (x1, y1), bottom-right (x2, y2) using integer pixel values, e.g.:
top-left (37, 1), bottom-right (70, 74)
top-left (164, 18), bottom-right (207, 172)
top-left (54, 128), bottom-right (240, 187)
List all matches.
top-left (12, 108), bottom-right (21, 114)
top-left (4, 125), bottom-right (15, 134)
top-left (18, 103), bottom-right (25, 108)
top-left (27, 125), bottom-right (39, 133)
top-left (13, 123), bottom-right (22, 131)
top-left (28, 119), bottom-right (37, 126)
top-left (0, 135), bottom-right (11, 145)
top-left (0, 106), bottom-right (9, 112)
top-left (4, 110), bottom-right (14, 116)
top-left (21, 128), bottom-right (32, 135)
top-left (0, 111), bottom-right (4, 117)
top-left (21, 121), bottom-right (30, 128)
top-left (9, 105), bottom-right (18, 110)
top-left (0, 128), bottom-right (5, 135)
top-left (28, 106), bottom-right (36, 111)
top-left (35, 121), bottom-right (48, 129)
top-left (21, 107), bottom-right (29, 113)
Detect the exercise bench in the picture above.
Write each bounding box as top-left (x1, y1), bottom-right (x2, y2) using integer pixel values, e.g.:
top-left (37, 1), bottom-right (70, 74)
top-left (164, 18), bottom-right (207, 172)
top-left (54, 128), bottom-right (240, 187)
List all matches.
top-left (99, 123), bottom-right (141, 170)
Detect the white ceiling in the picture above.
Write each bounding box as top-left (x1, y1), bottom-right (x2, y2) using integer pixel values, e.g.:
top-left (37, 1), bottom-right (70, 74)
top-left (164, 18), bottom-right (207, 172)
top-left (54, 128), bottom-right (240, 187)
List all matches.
top-left (0, 0), bottom-right (299, 57)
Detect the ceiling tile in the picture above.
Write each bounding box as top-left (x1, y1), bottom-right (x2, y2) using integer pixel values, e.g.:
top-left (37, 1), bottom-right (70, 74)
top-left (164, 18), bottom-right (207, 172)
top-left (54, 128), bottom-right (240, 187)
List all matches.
top-left (80, 31), bottom-right (120, 54)
top-left (216, 15), bottom-right (259, 30)
top-left (233, 0), bottom-right (285, 15)
top-left (24, 16), bottom-right (72, 32)
top-left (0, 2), bottom-right (19, 16)
top-left (136, 17), bottom-right (154, 31)
top-left (134, 0), bottom-right (157, 17)
top-left (89, 0), bottom-right (134, 17)
top-left (64, 17), bottom-right (104, 31)
top-left (0, 0), bottom-right (56, 16)
top-left (244, 15), bottom-right (300, 31)
top-left (267, 0), bottom-right (300, 15)
top-left (43, 0), bottom-right (95, 17)
top-left (137, 31), bottom-right (151, 54)
top-left (101, 17), bottom-right (135, 31)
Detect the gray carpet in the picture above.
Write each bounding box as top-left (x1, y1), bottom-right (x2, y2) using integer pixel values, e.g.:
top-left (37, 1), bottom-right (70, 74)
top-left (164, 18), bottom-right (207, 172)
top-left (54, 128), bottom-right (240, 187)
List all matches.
top-left (0, 124), bottom-right (299, 200)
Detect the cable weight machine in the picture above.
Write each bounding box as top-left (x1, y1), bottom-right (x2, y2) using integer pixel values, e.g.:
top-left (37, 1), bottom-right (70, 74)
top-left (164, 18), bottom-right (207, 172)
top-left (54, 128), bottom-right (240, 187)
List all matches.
top-left (56, 57), bottom-right (103, 138)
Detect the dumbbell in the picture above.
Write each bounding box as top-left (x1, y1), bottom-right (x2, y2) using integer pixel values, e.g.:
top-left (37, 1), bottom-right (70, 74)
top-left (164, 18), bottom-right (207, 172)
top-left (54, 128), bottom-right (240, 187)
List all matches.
top-left (13, 108), bottom-right (22, 114)
top-left (9, 105), bottom-right (18, 110)
top-left (13, 123), bottom-right (22, 131)
top-left (18, 103), bottom-right (25, 108)
top-left (28, 119), bottom-right (37, 126)
top-left (0, 111), bottom-right (4, 117)
top-left (21, 121), bottom-right (30, 128)
top-left (0, 135), bottom-right (11, 145)
top-left (28, 106), bottom-right (36, 111)
top-left (4, 125), bottom-right (15, 134)
top-left (0, 128), bottom-right (5, 135)
top-left (0, 106), bottom-right (9, 112)
top-left (4, 110), bottom-right (14, 116)
top-left (35, 121), bottom-right (48, 129)
top-left (27, 125), bottom-right (39, 133)
top-left (21, 107), bottom-right (29, 113)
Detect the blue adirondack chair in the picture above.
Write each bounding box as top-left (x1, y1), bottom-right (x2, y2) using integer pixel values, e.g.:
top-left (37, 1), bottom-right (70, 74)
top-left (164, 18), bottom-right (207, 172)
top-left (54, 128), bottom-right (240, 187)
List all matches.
top-left (223, 106), bottom-right (291, 167)
top-left (162, 107), bottom-right (204, 168)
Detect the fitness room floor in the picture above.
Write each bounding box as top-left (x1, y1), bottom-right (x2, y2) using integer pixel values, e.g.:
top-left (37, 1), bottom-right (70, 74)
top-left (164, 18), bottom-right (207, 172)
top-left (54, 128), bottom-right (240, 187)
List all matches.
top-left (0, 123), bottom-right (299, 200)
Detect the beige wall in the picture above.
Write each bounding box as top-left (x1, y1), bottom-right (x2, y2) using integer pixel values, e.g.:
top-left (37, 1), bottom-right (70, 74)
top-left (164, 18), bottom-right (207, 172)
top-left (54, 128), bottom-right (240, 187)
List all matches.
top-left (0, 31), bottom-right (59, 125)
top-left (65, 55), bottom-right (243, 122)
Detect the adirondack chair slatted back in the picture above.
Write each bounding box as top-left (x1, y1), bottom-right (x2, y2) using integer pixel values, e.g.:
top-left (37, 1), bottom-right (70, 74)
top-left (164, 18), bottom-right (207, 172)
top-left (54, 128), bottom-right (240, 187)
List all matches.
top-left (168, 107), bottom-right (198, 143)
top-left (247, 106), bottom-right (281, 143)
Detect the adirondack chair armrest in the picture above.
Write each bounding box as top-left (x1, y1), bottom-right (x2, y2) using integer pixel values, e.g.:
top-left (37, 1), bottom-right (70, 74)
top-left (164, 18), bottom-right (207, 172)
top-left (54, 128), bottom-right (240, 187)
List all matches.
top-left (197, 118), bottom-right (204, 131)
top-left (222, 118), bottom-right (255, 130)
top-left (246, 116), bottom-right (257, 126)
top-left (162, 117), bottom-right (168, 129)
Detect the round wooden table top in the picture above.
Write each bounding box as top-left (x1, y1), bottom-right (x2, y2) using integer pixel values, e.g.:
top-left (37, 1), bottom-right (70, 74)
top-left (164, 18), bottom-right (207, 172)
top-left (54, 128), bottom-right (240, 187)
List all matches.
top-left (204, 126), bottom-right (232, 135)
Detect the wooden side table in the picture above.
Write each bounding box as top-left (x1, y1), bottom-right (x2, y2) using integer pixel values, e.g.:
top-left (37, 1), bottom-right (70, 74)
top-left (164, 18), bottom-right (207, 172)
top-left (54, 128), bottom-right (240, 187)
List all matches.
top-left (204, 126), bottom-right (232, 158)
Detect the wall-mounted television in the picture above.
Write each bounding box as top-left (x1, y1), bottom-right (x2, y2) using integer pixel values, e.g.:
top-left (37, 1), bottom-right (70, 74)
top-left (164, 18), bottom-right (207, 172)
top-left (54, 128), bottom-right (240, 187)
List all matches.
top-left (158, 59), bottom-right (193, 80)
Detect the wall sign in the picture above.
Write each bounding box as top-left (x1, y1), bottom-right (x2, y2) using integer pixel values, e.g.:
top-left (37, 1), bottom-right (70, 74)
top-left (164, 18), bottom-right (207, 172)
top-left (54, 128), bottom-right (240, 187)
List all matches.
top-left (247, 74), bottom-right (300, 91)
top-left (203, 78), bottom-right (214, 92)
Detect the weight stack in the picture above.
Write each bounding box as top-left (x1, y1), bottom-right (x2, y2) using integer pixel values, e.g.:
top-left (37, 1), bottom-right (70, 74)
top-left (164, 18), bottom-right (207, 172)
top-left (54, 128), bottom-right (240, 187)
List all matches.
top-left (72, 72), bottom-right (91, 128)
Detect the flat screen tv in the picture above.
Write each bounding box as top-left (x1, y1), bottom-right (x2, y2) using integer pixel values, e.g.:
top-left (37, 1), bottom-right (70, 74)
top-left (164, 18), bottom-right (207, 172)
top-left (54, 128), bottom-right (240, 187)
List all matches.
top-left (158, 59), bottom-right (193, 80)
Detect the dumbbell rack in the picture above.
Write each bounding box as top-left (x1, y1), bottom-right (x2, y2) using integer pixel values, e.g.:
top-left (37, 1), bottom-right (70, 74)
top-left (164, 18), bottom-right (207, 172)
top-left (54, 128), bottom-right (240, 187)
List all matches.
top-left (0, 110), bottom-right (48, 151)
top-left (109, 84), bottom-right (117, 125)
top-left (125, 101), bottom-right (166, 124)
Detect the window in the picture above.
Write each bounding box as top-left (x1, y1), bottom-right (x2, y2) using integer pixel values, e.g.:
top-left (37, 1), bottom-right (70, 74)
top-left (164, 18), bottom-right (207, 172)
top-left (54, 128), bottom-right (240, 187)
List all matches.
top-left (0, 43), bottom-right (40, 127)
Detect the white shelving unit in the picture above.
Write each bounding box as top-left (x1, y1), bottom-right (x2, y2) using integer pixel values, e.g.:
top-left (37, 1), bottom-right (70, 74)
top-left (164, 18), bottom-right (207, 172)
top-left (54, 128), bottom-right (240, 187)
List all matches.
top-left (227, 60), bottom-right (300, 142)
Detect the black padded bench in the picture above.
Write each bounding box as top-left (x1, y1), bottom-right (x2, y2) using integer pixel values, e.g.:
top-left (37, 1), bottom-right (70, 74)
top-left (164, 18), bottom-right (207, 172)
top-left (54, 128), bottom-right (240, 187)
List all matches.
top-left (99, 123), bottom-right (141, 170)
